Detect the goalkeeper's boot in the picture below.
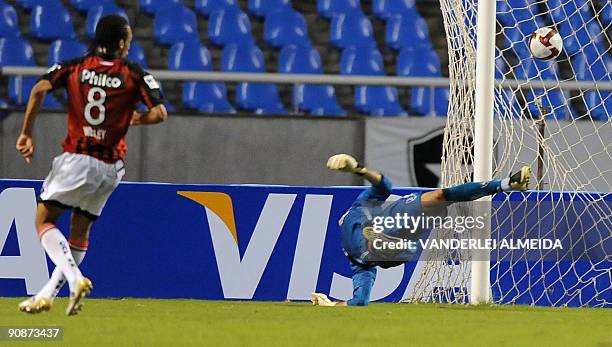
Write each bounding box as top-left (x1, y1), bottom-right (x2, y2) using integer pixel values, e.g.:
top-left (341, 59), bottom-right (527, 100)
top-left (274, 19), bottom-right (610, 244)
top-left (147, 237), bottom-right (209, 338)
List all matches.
top-left (18, 296), bottom-right (52, 314)
top-left (311, 293), bottom-right (336, 307)
top-left (66, 277), bottom-right (93, 316)
top-left (509, 166), bottom-right (531, 191)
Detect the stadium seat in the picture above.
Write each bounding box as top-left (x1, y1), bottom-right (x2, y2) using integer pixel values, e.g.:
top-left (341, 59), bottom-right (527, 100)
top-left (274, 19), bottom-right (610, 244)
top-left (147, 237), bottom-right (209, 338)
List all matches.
top-left (86, 4), bottom-right (129, 38)
top-left (503, 26), bottom-right (531, 59)
top-left (558, 21), bottom-right (605, 56)
top-left (154, 5), bottom-right (199, 45)
top-left (194, 0), bottom-right (237, 17)
top-left (48, 39), bottom-right (87, 65)
top-left (386, 14), bottom-right (432, 51)
top-left (0, 2), bottom-right (20, 37)
top-left (330, 10), bottom-right (375, 49)
top-left (209, 8), bottom-right (254, 46)
top-left (248, 0), bottom-right (292, 17)
top-left (0, 37), bottom-right (60, 107)
top-left (497, 0), bottom-right (543, 37)
top-left (546, 0), bottom-right (591, 24)
top-left (139, 0), bottom-right (182, 15)
top-left (340, 46), bottom-right (384, 76)
top-left (372, 0), bottom-right (417, 21)
top-left (397, 48), bottom-right (449, 116)
top-left (222, 43), bottom-right (285, 114)
top-left (278, 45), bottom-right (345, 116)
top-left (15, 0), bottom-right (62, 11)
top-left (317, 0), bottom-right (360, 19)
top-left (30, 4), bottom-right (76, 41)
top-left (513, 59), bottom-right (574, 119)
top-left (494, 56), bottom-right (522, 118)
top-left (264, 8), bottom-right (310, 48)
top-left (127, 41), bottom-right (148, 68)
top-left (70, 0), bottom-right (115, 13)
top-left (601, 2), bottom-right (611, 26)
top-left (169, 41), bottom-right (234, 112)
top-left (341, 46), bottom-right (406, 116)
top-left (572, 51), bottom-right (611, 120)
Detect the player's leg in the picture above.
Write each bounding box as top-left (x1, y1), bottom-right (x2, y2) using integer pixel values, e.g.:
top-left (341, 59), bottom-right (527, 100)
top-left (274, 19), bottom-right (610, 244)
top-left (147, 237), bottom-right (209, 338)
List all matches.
top-left (18, 202), bottom-right (65, 313)
top-left (63, 209), bottom-right (94, 316)
top-left (421, 166), bottom-right (531, 204)
top-left (346, 263), bottom-right (377, 306)
top-left (34, 210), bottom-right (92, 305)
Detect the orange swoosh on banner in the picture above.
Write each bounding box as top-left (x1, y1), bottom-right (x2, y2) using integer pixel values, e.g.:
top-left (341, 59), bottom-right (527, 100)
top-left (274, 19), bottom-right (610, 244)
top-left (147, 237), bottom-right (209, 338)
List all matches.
top-left (177, 191), bottom-right (238, 244)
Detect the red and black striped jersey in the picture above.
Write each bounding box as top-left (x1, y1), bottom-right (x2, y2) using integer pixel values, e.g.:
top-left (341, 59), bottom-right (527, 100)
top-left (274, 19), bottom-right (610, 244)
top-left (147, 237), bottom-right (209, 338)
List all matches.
top-left (41, 54), bottom-right (163, 163)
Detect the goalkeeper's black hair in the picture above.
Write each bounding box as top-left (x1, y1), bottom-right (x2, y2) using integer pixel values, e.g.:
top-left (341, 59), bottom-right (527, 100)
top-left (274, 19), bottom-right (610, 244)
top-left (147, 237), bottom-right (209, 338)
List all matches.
top-left (88, 15), bottom-right (129, 56)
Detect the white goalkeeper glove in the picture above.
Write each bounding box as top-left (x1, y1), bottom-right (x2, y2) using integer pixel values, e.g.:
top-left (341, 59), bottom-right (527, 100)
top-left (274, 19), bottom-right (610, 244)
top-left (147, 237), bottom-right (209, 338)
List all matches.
top-left (327, 154), bottom-right (366, 175)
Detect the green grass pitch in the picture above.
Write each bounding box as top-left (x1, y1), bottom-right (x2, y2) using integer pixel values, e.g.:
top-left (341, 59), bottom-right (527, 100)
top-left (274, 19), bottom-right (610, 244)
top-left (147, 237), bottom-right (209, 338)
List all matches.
top-left (0, 298), bottom-right (610, 346)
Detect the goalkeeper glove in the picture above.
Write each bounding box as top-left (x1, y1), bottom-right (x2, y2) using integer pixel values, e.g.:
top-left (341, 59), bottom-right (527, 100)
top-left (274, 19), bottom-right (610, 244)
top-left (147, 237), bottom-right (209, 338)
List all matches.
top-left (327, 154), bottom-right (367, 175)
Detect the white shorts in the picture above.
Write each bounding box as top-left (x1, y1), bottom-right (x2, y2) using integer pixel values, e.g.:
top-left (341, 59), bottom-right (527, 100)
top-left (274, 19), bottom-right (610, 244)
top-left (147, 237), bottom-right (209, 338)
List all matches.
top-left (39, 152), bottom-right (125, 218)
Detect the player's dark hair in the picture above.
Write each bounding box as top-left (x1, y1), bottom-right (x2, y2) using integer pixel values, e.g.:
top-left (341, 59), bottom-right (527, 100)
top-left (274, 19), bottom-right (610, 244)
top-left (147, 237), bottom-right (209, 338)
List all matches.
top-left (89, 15), bottom-right (129, 56)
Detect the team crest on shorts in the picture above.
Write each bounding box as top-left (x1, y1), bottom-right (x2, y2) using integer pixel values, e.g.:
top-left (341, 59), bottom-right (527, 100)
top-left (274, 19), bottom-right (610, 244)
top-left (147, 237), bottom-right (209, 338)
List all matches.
top-left (402, 193), bottom-right (417, 204)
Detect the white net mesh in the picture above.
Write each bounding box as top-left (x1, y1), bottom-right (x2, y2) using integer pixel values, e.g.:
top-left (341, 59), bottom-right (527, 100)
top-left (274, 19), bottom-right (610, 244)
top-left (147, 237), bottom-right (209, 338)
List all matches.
top-left (405, 0), bottom-right (611, 307)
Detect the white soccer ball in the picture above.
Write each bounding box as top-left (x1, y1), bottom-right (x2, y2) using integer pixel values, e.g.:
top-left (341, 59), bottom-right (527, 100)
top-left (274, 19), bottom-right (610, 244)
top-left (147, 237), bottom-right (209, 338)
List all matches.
top-left (528, 27), bottom-right (563, 60)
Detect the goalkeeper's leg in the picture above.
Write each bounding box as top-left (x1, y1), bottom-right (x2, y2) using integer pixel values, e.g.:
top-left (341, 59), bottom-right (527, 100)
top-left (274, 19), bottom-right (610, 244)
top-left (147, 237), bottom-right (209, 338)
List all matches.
top-left (312, 262), bottom-right (376, 307)
top-left (422, 166), bottom-right (531, 205)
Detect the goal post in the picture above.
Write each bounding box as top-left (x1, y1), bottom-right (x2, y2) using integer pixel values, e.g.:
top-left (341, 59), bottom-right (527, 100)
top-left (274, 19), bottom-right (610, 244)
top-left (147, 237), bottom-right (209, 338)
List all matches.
top-left (471, 0), bottom-right (497, 305)
top-left (404, 0), bottom-right (611, 307)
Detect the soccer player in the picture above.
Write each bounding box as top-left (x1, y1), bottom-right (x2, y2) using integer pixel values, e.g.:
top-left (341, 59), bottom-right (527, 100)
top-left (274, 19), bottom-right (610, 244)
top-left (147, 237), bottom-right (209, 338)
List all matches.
top-left (15, 15), bottom-right (167, 315)
top-left (311, 154), bottom-right (530, 307)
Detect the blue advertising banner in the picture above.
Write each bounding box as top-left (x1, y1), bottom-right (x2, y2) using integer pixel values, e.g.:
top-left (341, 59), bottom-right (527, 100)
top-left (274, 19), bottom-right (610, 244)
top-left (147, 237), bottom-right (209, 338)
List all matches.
top-left (0, 180), bottom-right (609, 307)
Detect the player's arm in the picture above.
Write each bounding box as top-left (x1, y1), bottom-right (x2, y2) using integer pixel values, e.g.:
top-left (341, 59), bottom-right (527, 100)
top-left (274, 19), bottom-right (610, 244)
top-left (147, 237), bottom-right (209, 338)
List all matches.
top-left (130, 104), bottom-right (168, 125)
top-left (16, 80), bottom-right (53, 163)
top-left (327, 154), bottom-right (392, 201)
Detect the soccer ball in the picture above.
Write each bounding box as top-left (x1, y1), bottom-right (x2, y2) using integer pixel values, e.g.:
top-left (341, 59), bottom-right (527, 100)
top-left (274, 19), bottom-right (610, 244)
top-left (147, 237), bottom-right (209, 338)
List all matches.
top-left (528, 27), bottom-right (563, 60)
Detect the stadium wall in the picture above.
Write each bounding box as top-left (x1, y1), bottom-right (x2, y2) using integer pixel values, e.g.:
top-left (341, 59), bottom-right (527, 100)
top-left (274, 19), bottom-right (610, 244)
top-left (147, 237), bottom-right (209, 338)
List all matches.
top-left (0, 112), bottom-right (364, 186)
top-left (0, 180), bottom-right (608, 307)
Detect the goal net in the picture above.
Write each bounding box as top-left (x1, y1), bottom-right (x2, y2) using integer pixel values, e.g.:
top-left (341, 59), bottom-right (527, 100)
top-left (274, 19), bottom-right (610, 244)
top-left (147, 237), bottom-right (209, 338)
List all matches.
top-left (404, 0), bottom-right (611, 307)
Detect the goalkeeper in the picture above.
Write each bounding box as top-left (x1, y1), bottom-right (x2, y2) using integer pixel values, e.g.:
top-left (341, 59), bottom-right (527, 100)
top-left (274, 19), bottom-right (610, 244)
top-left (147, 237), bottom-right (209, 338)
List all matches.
top-left (311, 154), bottom-right (531, 307)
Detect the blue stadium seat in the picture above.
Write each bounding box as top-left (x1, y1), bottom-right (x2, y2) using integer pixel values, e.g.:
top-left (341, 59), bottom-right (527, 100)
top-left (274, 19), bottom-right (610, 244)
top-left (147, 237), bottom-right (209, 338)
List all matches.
top-left (16, 0), bottom-right (62, 11)
top-left (317, 0), bottom-right (360, 19)
top-left (558, 21), bottom-right (605, 56)
top-left (0, 37), bottom-right (60, 107)
top-left (127, 41), bottom-right (148, 68)
top-left (601, 2), bottom-right (611, 26)
top-left (169, 41), bottom-right (234, 113)
top-left (397, 48), bottom-right (449, 116)
top-left (373, 0), bottom-right (416, 21)
top-left (341, 46), bottom-right (406, 116)
top-left (154, 5), bottom-right (199, 45)
top-left (70, 0), bottom-right (115, 13)
top-left (222, 43), bottom-right (285, 114)
top-left (572, 51), bottom-right (611, 120)
top-left (139, 0), bottom-right (182, 15)
top-left (497, 0), bottom-right (543, 37)
top-left (0, 2), bottom-right (20, 37)
top-left (279, 45), bottom-right (345, 116)
top-left (386, 14), bottom-right (432, 51)
top-left (504, 26), bottom-right (531, 59)
top-left (209, 8), bottom-right (254, 46)
top-left (330, 10), bottom-right (375, 49)
top-left (48, 39), bottom-right (86, 65)
top-left (195, 0), bottom-right (237, 17)
top-left (264, 8), bottom-right (310, 48)
top-left (493, 56), bottom-right (522, 118)
top-left (513, 59), bottom-right (573, 119)
top-left (30, 4), bottom-right (76, 41)
top-left (546, 0), bottom-right (591, 24)
top-left (248, 0), bottom-right (292, 17)
top-left (86, 4), bottom-right (129, 38)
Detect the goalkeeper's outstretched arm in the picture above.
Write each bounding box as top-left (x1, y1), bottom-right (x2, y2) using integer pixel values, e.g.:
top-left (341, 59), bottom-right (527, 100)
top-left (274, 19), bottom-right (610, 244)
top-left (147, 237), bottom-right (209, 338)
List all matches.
top-left (326, 154), bottom-right (382, 185)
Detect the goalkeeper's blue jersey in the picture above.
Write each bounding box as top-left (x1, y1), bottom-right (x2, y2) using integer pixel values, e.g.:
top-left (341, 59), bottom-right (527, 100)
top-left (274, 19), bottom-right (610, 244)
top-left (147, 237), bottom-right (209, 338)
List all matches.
top-left (340, 176), bottom-right (423, 268)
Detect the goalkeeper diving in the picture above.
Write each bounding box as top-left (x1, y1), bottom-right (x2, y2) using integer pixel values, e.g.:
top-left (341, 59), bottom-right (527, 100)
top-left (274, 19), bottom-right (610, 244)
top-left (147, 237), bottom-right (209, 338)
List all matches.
top-left (311, 154), bottom-right (531, 307)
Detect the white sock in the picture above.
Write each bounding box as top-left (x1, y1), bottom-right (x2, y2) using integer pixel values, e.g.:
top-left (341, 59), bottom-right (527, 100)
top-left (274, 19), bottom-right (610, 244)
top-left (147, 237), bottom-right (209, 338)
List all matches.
top-left (40, 228), bottom-right (83, 291)
top-left (36, 248), bottom-right (86, 300)
top-left (501, 177), bottom-right (511, 191)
